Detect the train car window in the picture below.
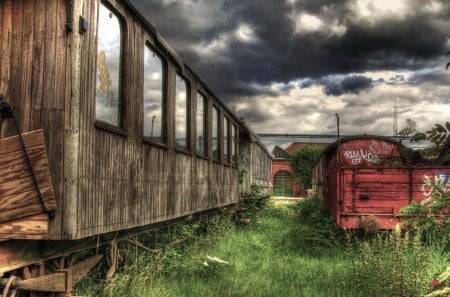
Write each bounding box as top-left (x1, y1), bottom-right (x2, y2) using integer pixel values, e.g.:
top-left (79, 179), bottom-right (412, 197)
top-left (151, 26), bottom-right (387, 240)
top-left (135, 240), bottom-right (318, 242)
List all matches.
top-left (95, 2), bottom-right (123, 127)
top-left (196, 92), bottom-right (206, 155)
top-left (175, 74), bottom-right (189, 150)
top-left (212, 106), bottom-right (220, 160)
top-left (223, 116), bottom-right (230, 163)
top-left (232, 123), bottom-right (238, 165)
top-left (143, 45), bottom-right (165, 142)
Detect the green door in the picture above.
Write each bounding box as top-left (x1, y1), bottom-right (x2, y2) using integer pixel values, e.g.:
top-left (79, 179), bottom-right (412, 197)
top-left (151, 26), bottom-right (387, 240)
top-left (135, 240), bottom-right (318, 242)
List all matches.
top-left (273, 171), bottom-right (293, 196)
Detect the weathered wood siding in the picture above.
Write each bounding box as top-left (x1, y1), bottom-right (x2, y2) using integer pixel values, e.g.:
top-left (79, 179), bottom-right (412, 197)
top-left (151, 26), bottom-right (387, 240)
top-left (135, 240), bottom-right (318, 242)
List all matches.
top-left (0, 0), bottom-right (67, 238)
top-left (239, 139), bottom-right (272, 197)
top-left (251, 142), bottom-right (272, 196)
top-left (68, 0), bottom-right (239, 239)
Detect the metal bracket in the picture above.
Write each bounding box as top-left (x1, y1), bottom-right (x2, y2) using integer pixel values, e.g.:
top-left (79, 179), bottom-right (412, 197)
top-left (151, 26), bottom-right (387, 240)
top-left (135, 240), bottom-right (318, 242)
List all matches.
top-left (65, 0), bottom-right (74, 32)
top-left (0, 94), bottom-right (14, 120)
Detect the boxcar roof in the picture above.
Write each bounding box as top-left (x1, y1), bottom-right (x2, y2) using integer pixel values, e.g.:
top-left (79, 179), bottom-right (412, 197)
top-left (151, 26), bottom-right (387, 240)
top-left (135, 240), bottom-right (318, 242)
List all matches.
top-left (321, 135), bottom-right (407, 156)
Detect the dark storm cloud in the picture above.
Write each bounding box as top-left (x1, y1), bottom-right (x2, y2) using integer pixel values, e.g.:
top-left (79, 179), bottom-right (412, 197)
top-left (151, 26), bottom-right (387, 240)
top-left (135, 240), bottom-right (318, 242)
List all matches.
top-left (130, 0), bottom-right (450, 99)
top-left (237, 104), bottom-right (273, 123)
top-left (323, 75), bottom-right (373, 96)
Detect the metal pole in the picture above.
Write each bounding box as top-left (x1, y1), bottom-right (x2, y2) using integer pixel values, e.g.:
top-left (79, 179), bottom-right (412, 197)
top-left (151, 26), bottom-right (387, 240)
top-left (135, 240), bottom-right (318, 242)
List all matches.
top-left (335, 113), bottom-right (340, 165)
top-left (151, 115), bottom-right (155, 138)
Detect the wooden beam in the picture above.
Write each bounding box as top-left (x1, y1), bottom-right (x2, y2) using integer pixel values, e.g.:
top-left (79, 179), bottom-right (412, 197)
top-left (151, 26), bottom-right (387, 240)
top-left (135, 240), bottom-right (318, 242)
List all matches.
top-left (0, 214), bottom-right (48, 240)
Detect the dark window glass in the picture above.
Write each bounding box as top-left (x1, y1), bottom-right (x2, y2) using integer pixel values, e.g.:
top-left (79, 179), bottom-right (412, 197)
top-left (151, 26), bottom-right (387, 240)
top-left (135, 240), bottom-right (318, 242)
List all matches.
top-left (175, 74), bottom-right (188, 149)
top-left (212, 106), bottom-right (219, 160)
top-left (95, 3), bottom-right (122, 126)
top-left (196, 92), bottom-right (206, 155)
top-left (143, 45), bottom-right (164, 142)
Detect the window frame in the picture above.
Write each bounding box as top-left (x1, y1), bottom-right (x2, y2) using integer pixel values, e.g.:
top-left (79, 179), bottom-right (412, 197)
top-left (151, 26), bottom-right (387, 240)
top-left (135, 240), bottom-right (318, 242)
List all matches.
top-left (223, 115), bottom-right (231, 165)
top-left (231, 122), bottom-right (238, 167)
top-left (196, 91), bottom-right (208, 157)
top-left (142, 41), bottom-right (168, 147)
top-left (211, 104), bottom-right (221, 162)
top-left (174, 73), bottom-right (191, 153)
top-left (94, 0), bottom-right (126, 134)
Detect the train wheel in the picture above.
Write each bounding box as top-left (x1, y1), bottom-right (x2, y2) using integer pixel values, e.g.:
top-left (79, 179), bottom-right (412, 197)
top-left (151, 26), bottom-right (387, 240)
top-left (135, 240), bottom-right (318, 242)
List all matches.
top-left (361, 215), bottom-right (381, 233)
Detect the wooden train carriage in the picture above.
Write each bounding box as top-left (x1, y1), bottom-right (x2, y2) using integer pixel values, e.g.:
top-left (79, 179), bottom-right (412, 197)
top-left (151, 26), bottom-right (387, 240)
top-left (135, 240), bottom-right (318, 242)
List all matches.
top-left (0, 0), bottom-right (272, 281)
top-left (239, 130), bottom-right (273, 197)
top-left (312, 136), bottom-right (450, 232)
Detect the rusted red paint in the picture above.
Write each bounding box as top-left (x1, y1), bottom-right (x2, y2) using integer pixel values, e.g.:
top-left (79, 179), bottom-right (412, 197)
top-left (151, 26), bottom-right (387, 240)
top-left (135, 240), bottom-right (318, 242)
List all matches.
top-left (313, 136), bottom-right (450, 231)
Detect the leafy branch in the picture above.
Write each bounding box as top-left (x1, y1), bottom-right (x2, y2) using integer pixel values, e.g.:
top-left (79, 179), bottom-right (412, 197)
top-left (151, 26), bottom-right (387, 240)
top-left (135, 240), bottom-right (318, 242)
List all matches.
top-left (399, 119), bottom-right (450, 165)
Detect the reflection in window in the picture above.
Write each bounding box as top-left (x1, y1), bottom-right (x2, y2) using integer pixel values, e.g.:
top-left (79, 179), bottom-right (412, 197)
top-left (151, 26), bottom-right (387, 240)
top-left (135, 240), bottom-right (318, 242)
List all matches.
top-left (196, 92), bottom-right (206, 155)
top-left (95, 3), bottom-right (122, 126)
top-left (175, 74), bottom-right (188, 149)
top-left (143, 45), bottom-right (164, 142)
top-left (212, 106), bottom-right (219, 160)
top-left (232, 124), bottom-right (237, 165)
top-left (224, 117), bottom-right (229, 163)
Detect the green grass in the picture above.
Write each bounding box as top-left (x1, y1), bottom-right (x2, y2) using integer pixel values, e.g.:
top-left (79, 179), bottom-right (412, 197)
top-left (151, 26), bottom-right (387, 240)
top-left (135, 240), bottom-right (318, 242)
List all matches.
top-left (76, 199), bottom-right (449, 297)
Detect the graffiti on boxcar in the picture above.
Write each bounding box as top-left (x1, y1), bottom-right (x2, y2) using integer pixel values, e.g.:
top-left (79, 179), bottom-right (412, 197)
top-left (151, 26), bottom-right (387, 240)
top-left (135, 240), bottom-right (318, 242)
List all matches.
top-left (421, 173), bottom-right (450, 197)
top-left (343, 150), bottom-right (378, 165)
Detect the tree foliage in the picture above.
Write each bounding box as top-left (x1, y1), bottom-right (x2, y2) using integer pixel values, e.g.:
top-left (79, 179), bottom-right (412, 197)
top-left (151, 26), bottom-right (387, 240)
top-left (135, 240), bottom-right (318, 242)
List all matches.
top-left (399, 119), bottom-right (450, 165)
top-left (289, 145), bottom-right (323, 189)
top-left (400, 176), bottom-right (450, 238)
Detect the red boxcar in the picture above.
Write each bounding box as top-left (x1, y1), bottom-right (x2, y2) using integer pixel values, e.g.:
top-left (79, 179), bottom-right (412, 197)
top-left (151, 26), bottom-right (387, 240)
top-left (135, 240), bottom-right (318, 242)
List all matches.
top-left (312, 136), bottom-right (450, 232)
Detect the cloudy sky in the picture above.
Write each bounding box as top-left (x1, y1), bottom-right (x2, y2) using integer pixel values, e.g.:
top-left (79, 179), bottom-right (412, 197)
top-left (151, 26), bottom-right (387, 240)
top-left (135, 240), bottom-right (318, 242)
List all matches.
top-left (131, 0), bottom-right (450, 150)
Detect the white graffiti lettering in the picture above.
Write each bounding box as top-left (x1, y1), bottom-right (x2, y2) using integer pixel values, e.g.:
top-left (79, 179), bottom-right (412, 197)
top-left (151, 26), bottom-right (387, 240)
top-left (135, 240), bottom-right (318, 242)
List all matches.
top-left (421, 174), bottom-right (450, 197)
top-left (343, 150), bottom-right (377, 165)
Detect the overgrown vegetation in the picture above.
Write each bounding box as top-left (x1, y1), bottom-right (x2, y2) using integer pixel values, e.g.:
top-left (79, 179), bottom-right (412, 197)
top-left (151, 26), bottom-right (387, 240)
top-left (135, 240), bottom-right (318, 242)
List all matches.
top-left (76, 198), bottom-right (449, 297)
top-left (289, 145), bottom-right (323, 189)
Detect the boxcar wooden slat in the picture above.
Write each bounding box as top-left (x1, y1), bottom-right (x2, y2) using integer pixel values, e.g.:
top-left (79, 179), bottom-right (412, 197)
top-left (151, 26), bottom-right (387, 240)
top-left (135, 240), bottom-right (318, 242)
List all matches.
top-left (344, 182), bottom-right (410, 192)
top-left (344, 173), bottom-right (410, 183)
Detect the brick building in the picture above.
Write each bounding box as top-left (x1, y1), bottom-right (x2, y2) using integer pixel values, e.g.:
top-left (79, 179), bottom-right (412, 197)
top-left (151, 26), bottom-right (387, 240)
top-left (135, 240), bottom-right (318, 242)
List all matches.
top-left (271, 142), bottom-right (329, 197)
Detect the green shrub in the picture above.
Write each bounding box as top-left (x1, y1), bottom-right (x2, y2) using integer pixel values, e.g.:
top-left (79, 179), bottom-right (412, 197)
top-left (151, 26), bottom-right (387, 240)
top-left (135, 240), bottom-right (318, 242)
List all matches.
top-left (349, 227), bottom-right (447, 297)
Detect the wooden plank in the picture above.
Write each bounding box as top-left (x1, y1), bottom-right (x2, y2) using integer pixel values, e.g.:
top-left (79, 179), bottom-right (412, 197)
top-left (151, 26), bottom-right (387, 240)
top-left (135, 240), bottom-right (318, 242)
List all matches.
top-left (344, 183), bottom-right (410, 192)
top-left (0, 0), bottom-right (12, 106)
top-left (20, 0), bottom-right (34, 132)
top-left (9, 0), bottom-right (23, 131)
top-left (0, 145), bottom-right (47, 172)
top-left (353, 207), bottom-right (394, 214)
top-left (0, 214), bottom-right (48, 240)
top-left (344, 173), bottom-right (410, 183)
top-left (0, 172), bottom-right (52, 201)
top-left (0, 186), bottom-right (54, 222)
top-left (0, 155), bottom-right (49, 183)
top-left (0, 129), bottom-right (45, 155)
top-left (0, 130), bottom-right (56, 224)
